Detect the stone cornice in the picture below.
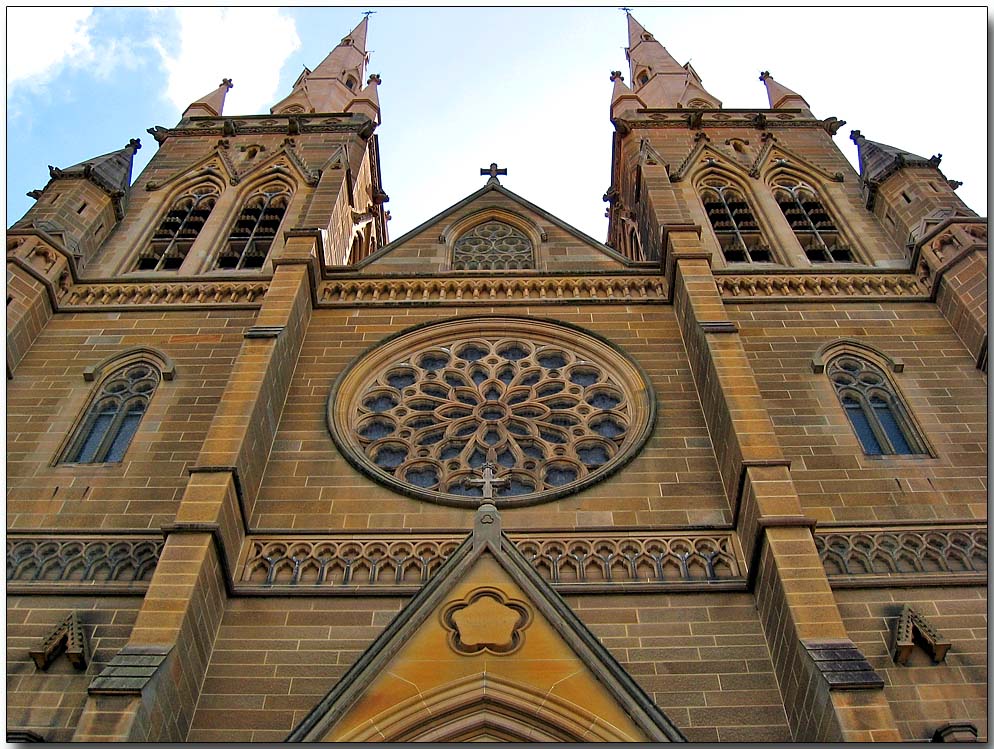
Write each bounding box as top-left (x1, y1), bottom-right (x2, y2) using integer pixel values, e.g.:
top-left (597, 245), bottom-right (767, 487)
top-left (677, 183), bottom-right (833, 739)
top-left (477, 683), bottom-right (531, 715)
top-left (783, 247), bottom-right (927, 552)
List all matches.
top-left (614, 108), bottom-right (840, 133)
top-left (715, 271), bottom-right (926, 301)
top-left (317, 273), bottom-right (668, 306)
top-left (149, 113), bottom-right (376, 143)
top-left (59, 280), bottom-right (269, 310)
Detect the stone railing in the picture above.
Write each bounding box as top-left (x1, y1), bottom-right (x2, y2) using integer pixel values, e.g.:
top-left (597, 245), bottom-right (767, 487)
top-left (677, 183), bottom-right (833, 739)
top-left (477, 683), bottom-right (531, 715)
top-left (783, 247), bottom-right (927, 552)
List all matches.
top-left (6, 535), bottom-right (163, 592)
top-left (815, 525), bottom-right (987, 586)
top-left (318, 275), bottom-right (667, 306)
top-left (237, 530), bottom-right (743, 593)
top-left (715, 273), bottom-right (924, 301)
top-left (59, 282), bottom-right (268, 309)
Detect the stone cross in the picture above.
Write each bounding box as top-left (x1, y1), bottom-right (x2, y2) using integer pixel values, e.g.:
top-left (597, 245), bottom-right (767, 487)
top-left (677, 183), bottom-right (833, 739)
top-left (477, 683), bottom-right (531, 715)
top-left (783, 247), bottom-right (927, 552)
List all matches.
top-left (362, 10), bottom-right (376, 17)
top-left (481, 162), bottom-right (507, 185)
top-left (465, 461), bottom-right (507, 501)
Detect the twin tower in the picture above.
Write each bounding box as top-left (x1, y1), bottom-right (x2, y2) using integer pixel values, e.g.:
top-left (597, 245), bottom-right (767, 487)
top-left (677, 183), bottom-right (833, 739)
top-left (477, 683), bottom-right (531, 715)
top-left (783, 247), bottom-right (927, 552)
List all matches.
top-left (6, 12), bottom-right (987, 745)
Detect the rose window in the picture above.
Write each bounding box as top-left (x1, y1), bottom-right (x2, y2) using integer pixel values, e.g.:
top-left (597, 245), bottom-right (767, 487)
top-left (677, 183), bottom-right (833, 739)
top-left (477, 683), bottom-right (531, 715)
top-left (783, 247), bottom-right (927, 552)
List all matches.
top-left (327, 317), bottom-right (655, 507)
top-left (452, 220), bottom-right (534, 270)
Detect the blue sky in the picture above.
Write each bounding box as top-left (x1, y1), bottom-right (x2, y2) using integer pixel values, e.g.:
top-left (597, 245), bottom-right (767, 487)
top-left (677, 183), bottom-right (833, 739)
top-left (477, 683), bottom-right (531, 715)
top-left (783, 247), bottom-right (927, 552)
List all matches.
top-left (6, 7), bottom-right (988, 242)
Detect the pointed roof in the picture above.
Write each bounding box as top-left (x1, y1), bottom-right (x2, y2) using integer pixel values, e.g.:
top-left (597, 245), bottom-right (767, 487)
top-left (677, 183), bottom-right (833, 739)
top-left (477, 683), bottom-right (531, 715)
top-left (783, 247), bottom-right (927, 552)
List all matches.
top-left (287, 505), bottom-right (685, 742)
top-left (182, 78), bottom-right (233, 118)
top-left (850, 130), bottom-right (941, 184)
top-left (758, 71), bottom-right (810, 113)
top-left (46, 139), bottom-right (141, 218)
top-left (623, 13), bottom-right (721, 108)
top-left (311, 15), bottom-right (369, 79)
top-left (344, 73), bottom-right (381, 122)
top-left (355, 179), bottom-right (634, 272)
top-left (610, 70), bottom-right (645, 119)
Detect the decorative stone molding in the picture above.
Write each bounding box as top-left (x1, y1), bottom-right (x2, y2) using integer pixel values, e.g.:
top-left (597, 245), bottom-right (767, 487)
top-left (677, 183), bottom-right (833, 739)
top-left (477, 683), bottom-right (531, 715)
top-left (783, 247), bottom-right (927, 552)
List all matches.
top-left (158, 113), bottom-right (376, 141)
top-left (6, 535), bottom-right (163, 592)
top-left (815, 525), bottom-right (987, 586)
top-left (715, 273), bottom-right (925, 301)
top-left (239, 536), bottom-right (462, 590)
top-left (618, 108), bottom-right (826, 132)
top-left (318, 275), bottom-right (667, 306)
top-left (511, 531), bottom-right (742, 589)
top-left (237, 530), bottom-right (744, 593)
top-left (59, 281), bottom-right (268, 309)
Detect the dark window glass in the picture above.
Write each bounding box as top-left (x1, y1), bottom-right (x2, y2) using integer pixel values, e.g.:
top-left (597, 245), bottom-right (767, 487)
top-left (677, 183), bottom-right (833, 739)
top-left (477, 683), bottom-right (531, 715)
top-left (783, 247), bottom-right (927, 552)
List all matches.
top-left (64, 363), bottom-right (160, 464)
top-left (700, 179), bottom-right (771, 263)
top-left (136, 185), bottom-right (219, 271)
top-left (773, 179), bottom-right (856, 264)
top-left (828, 355), bottom-right (924, 456)
top-left (216, 186), bottom-right (290, 270)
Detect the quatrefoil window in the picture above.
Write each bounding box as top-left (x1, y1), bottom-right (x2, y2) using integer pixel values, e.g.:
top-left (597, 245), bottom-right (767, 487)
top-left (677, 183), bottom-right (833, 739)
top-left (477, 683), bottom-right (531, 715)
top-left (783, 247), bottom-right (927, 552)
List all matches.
top-left (452, 220), bottom-right (534, 270)
top-left (327, 318), bottom-right (655, 507)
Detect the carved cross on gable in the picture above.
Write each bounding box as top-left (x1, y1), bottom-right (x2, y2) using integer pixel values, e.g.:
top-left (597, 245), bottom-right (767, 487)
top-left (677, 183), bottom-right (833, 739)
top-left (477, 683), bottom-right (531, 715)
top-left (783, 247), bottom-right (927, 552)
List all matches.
top-left (481, 162), bottom-right (507, 185)
top-left (465, 454), bottom-right (508, 501)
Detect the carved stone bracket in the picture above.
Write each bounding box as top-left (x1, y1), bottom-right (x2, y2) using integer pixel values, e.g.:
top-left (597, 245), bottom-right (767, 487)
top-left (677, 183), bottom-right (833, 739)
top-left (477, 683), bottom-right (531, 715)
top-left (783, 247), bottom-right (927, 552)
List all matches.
top-left (29, 611), bottom-right (90, 671)
top-left (891, 604), bottom-right (951, 664)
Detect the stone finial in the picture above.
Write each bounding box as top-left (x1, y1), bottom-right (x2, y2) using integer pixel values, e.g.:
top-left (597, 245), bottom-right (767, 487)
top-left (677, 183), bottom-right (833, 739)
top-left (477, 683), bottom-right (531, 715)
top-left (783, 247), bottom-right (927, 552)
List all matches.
top-left (849, 129), bottom-right (863, 144)
top-left (127, 138), bottom-right (142, 153)
top-left (221, 78), bottom-right (234, 89)
top-left (610, 70), bottom-right (624, 82)
top-left (367, 73), bottom-right (381, 85)
top-left (759, 70), bottom-right (770, 81)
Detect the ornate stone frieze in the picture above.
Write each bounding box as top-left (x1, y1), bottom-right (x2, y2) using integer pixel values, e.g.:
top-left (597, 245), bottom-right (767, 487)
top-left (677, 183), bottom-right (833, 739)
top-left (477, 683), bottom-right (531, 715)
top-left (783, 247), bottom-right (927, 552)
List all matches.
top-left (318, 275), bottom-right (667, 306)
top-left (59, 281), bottom-right (268, 309)
top-left (6, 535), bottom-right (163, 592)
top-left (715, 273), bottom-right (925, 300)
top-left (618, 109), bottom-right (824, 132)
top-left (152, 114), bottom-right (375, 142)
top-left (815, 525), bottom-right (987, 586)
top-left (237, 530), bottom-right (744, 593)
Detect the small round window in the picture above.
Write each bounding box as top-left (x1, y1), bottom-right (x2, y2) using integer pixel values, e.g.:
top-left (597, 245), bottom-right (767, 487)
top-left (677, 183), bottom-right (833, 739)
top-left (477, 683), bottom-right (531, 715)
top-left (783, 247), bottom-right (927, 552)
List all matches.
top-left (327, 317), bottom-right (656, 507)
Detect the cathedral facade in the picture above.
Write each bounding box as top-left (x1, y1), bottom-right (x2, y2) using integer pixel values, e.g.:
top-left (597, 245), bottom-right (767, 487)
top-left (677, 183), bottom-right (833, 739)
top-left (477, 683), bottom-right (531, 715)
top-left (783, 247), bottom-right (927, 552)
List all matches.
top-left (6, 14), bottom-right (987, 743)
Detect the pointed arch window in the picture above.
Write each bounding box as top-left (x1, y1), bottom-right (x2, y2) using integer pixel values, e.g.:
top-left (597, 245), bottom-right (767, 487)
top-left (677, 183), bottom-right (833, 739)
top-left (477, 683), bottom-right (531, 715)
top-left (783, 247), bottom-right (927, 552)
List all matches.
top-left (136, 184), bottom-right (219, 271)
top-left (452, 220), bottom-right (534, 271)
top-left (828, 355), bottom-right (926, 456)
top-left (62, 361), bottom-right (160, 464)
top-left (699, 177), bottom-right (772, 263)
top-left (773, 178), bottom-right (855, 263)
top-left (215, 183), bottom-right (291, 270)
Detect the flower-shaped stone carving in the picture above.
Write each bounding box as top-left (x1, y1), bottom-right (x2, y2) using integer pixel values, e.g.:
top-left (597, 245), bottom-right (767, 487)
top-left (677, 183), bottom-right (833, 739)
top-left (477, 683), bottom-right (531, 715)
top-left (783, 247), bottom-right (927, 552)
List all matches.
top-left (441, 587), bottom-right (532, 655)
top-left (328, 317), bottom-right (655, 507)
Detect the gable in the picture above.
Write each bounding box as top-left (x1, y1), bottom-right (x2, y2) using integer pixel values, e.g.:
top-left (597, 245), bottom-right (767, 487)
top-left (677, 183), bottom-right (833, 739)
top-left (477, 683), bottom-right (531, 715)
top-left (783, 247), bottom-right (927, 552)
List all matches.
top-left (288, 507), bottom-right (685, 742)
top-left (356, 183), bottom-right (633, 274)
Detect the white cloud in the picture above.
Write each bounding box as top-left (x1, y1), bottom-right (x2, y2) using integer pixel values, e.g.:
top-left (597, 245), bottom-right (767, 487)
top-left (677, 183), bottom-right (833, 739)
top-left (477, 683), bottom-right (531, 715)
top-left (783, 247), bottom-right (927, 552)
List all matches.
top-left (6, 8), bottom-right (94, 94)
top-left (153, 8), bottom-right (301, 116)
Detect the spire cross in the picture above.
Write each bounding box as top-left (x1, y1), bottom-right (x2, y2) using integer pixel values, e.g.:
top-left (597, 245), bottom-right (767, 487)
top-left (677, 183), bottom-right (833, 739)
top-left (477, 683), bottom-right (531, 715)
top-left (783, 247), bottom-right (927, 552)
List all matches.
top-left (481, 162), bottom-right (507, 185)
top-left (465, 460), bottom-right (508, 501)
top-left (362, 10), bottom-right (376, 17)
top-left (619, 7), bottom-right (633, 13)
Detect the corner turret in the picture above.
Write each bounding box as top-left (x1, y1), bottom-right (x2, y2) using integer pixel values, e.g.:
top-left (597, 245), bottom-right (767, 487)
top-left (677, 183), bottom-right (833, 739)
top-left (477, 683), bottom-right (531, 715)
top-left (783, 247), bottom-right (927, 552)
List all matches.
top-left (758, 71), bottom-right (811, 116)
top-left (183, 78), bottom-right (233, 119)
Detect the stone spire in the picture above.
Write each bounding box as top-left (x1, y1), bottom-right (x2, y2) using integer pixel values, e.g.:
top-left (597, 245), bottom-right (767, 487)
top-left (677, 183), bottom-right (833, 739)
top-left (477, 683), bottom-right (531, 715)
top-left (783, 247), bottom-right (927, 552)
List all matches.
top-left (182, 78), bottom-right (233, 118)
top-left (849, 130), bottom-right (942, 186)
top-left (758, 71), bottom-right (810, 115)
top-left (624, 12), bottom-right (720, 109)
top-left (48, 139), bottom-right (142, 198)
top-left (271, 16), bottom-right (371, 114)
top-left (609, 70), bottom-right (645, 119)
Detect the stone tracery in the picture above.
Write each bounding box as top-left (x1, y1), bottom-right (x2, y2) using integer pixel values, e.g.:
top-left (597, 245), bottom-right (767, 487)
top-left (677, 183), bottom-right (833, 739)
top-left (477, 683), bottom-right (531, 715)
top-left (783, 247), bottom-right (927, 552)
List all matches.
top-left (328, 318), bottom-right (654, 506)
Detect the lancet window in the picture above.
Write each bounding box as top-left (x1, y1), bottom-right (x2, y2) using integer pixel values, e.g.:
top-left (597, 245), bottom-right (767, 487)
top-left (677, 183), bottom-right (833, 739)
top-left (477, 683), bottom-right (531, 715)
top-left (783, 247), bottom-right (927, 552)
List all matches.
top-left (136, 184), bottom-right (219, 271)
top-left (828, 355), bottom-right (926, 456)
top-left (452, 220), bottom-right (534, 271)
top-left (215, 184), bottom-right (290, 270)
top-left (699, 178), bottom-right (771, 263)
top-left (773, 178), bottom-right (855, 263)
top-left (62, 361), bottom-right (160, 464)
